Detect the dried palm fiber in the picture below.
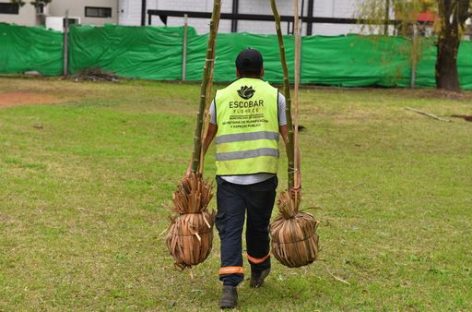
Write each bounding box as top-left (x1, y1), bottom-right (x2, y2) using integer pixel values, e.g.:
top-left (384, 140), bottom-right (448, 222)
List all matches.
top-left (270, 191), bottom-right (319, 267)
top-left (166, 172), bottom-right (215, 268)
top-left (269, 0), bottom-right (320, 268)
top-left (165, 0), bottom-right (221, 269)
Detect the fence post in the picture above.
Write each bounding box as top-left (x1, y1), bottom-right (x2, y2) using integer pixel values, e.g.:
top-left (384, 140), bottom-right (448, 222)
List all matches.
top-left (63, 10), bottom-right (69, 77)
top-left (384, 0), bottom-right (390, 36)
top-left (410, 23), bottom-right (418, 89)
top-left (182, 14), bottom-right (188, 81)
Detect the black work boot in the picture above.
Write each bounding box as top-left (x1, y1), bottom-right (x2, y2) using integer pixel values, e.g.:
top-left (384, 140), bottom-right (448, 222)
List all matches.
top-left (219, 285), bottom-right (238, 309)
top-left (250, 268), bottom-right (271, 288)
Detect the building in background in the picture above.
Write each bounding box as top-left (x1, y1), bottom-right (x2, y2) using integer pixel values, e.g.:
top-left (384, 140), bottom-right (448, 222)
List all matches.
top-left (9, 0), bottom-right (446, 37)
top-left (0, 1), bottom-right (38, 26)
top-left (0, 0), bottom-right (118, 30)
top-left (1, 0), bottom-right (386, 35)
top-left (119, 0), bottom-right (367, 35)
top-left (49, 0), bottom-right (118, 26)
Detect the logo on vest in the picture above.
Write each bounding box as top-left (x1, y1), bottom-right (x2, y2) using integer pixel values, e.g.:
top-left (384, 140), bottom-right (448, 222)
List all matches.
top-left (237, 86), bottom-right (255, 100)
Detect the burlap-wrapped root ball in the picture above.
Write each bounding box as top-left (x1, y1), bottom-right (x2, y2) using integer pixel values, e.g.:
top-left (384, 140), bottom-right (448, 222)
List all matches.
top-left (270, 191), bottom-right (320, 268)
top-left (166, 173), bottom-right (215, 268)
top-left (166, 211), bottom-right (215, 268)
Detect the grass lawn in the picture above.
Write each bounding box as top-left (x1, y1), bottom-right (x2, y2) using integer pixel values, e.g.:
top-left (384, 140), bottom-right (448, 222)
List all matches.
top-left (0, 77), bottom-right (471, 311)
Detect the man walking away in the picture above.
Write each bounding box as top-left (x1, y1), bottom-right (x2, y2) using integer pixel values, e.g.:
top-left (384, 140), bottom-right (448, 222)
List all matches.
top-left (202, 48), bottom-right (289, 309)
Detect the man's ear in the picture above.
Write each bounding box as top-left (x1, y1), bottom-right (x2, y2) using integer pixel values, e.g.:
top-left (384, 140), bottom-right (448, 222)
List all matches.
top-left (260, 67), bottom-right (265, 78)
top-left (236, 69), bottom-right (241, 78)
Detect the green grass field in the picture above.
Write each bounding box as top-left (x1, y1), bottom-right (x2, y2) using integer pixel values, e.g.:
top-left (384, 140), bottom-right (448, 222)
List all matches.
top-left (0, 77), bottom-right (471, 311)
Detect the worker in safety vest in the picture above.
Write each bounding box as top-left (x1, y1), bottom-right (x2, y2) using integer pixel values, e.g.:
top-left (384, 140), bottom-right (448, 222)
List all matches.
top-left (202, 48), bottom-right (289, 309)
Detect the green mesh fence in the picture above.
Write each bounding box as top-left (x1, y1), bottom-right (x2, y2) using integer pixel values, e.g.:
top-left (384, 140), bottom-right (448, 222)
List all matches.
top-left (1, 23), bottom-right (472, 89)
top-left (69, 25), bottom-right (194, 80)
top-left (0, 23), bottom-right (63, 76)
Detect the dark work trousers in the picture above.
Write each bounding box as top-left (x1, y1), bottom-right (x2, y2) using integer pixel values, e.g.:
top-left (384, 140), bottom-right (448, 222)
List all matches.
top-left (215, 175), bottom-right (277, 286)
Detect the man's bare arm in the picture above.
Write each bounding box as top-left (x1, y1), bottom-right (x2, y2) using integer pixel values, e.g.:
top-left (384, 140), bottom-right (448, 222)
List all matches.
top-left (279, 125), bottom-right (288, 145)
top-left (186, 123), bottom-right (217, 176)
top-left (203, 123), bottom-right (218, 155)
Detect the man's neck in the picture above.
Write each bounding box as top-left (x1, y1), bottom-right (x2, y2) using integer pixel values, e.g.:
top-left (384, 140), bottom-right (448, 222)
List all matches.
top-left (239, 76), bottom-right (261, 79)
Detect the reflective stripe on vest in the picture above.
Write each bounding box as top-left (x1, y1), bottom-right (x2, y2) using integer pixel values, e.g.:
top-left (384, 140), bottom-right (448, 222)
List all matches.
top-left (215, 131), bottom-right (279, 144)
top-left (216, 148), bottom-right (279, 161)
top-left (215, 78), bottom-right (279, 175)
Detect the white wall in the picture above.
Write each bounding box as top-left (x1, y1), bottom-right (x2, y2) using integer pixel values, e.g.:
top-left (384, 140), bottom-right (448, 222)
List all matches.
top-left (0, 1), bottom-right (37, 26)
top-left (49, 0), bottom-right (118, 26)
top-left (119, 0), bottom-right (142, 25)
top-left (0, 0), bottom-right (118, 27)
top-left (118, 0), bottom-right (366, 35)
top-left (313, 0), bottom-right (364, 35)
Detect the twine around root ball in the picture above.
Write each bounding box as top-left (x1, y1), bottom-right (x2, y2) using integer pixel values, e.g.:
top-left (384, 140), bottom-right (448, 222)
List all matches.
top-left (270, 191), bottom-right (320, 268)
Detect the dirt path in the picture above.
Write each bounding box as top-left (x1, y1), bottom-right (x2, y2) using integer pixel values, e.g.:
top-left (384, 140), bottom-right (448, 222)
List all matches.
top-left (0, 92), bottom-right (62, 108)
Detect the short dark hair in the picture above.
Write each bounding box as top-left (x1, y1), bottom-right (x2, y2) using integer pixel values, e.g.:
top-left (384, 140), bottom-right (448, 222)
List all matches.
top-left (235, 48), bottom-right (263, 76)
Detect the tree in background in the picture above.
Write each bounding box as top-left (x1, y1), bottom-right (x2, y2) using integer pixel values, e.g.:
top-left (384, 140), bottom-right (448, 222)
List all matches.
top-left (436, 0), bottom-right (471, 91)
top-left (357, 0), bottom-right (471, 92)
top-left (393, 0), bottom-right (435, 35)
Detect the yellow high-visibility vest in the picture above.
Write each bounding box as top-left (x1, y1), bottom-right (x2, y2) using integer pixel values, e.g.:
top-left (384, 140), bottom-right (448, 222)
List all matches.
top-left (215, 78), bottom-right (279, 175)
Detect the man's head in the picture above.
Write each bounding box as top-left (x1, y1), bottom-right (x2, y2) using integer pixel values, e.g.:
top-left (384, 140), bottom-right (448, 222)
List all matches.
top-left (235, 48), bottom-right (264, 78)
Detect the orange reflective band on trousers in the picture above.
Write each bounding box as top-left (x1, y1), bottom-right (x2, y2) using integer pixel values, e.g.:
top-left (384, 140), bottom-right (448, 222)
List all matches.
top-left (246, 253), bottom-right (270, 264)
top-left (219, 266), bottom-right (244, 275)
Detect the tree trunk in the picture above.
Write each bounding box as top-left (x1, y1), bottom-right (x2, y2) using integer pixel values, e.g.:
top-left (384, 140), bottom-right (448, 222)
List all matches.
top-left (435, 0), bottom-right (471, 92)
top-left (435, 29), bottom-right (461, 91)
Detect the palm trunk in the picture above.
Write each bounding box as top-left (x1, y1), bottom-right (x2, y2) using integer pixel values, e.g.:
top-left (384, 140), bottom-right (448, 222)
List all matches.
top-left (270, 0), bottom-right (295, 190)
top-left (270, 1), bottom-right (320, 269)
top-left (191, 0), bottom-right (221, 173)
top-left (292, 0), bottom-right (302, 208)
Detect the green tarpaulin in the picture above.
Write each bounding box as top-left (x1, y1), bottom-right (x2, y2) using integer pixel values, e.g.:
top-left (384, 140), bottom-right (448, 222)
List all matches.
top-left (0, 23), bottom-right (63, 76)
top-left (1, 23), bottom-right (472, 89)
top-left (69, 25), bottom-right (193, 80)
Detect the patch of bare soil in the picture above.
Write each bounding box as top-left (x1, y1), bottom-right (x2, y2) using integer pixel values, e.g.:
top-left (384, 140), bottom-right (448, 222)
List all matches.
top-left (414, 89), bottom-right (472, 101)
top-left (0, 92), bottom-right (61, 108)
top-left (71, 68), bottom-right (119, 82)
top-left (450, 114), bottom-right (472, 122)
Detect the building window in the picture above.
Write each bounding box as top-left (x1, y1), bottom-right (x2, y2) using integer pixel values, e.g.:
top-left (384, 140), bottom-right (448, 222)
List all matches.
top-left (35, 3), bottom-right (45, 15)
top-left (85, 7), bottom-right (112, 18)
top-left (63, 18), bottom-right (80, 28)
top-left (0, 3), bottom-right (19, 15)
